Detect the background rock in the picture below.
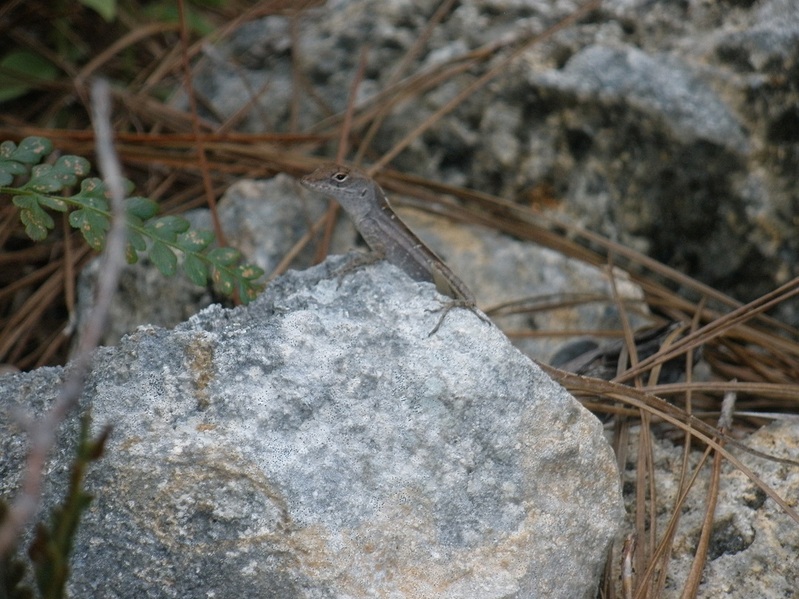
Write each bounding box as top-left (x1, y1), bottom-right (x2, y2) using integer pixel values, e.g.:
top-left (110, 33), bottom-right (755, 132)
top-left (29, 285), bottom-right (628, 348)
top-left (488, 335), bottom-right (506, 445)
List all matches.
top-left (2, 257), bottom-right (622, 599)
top-left (623, 420), bottom-right (799, 598)
top-left (190, 0), bottom-right (799, 323)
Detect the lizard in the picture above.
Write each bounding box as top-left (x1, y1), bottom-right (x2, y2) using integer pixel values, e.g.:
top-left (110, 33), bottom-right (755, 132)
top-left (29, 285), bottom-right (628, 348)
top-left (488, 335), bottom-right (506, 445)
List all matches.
top-left (300, 164), bottom-right (489, 334)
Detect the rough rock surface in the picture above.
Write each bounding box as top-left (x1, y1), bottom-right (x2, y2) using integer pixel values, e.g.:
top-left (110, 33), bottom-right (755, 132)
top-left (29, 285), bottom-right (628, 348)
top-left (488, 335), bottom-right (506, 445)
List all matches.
top-left (623, 421), bottom-right (799, 598)
top-left (1, 258), bottom-right (622, 599)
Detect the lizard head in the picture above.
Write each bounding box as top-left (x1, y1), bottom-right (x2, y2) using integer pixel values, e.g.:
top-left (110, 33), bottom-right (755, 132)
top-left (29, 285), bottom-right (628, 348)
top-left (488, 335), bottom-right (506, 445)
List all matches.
top-left (301, 164), bottom-right (376, 219)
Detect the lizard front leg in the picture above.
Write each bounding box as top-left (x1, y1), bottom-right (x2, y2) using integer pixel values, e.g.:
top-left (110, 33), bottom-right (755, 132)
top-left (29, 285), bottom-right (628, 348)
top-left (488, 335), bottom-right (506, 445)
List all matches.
top-left (330, 250), bottom-right (386, 286)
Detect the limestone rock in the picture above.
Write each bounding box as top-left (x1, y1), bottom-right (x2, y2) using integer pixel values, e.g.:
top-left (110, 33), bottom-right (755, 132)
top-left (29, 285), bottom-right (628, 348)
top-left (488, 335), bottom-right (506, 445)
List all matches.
top-left (1, 257), bottom-right (622, 598)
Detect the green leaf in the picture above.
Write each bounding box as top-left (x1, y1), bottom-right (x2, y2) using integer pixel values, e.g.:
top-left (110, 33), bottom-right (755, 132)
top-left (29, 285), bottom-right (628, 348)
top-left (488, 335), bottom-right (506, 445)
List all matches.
top-left (183, 254), bottom-right (208, 286)
top-left (79, 0), bottom-right (117, 21)
top-left (237, 263), bottom-right (264, 281)
top-left (207, 247), bottom-right (240, 266)
top-left (212, 268), bottom-right (235, 295)
top-left (0, 137), bottom-right (53, 169)
top-left (127, 229), bottom-right (146, 252)
top-left (0, 53), bottom-right (59, 103)
top-left (69, 209), bottom-right (109, 250)
top-left (178, 229), bottom-right (214, 252)
top-left (156, 215), bottom-right (190, 234)
top-left (75, 178), bottom-right (110, 208)
top-left (146, 216), bottom-right (189, 243)
top-left (77, 177), bottom-right (103, 195)
top-left (13, 195), bottom-right (54, 240)
top-left (125, 196), bottom-right (158, 220)
top-left (126, 230), bottom-right (146, 264)
top-left (149, 240), bottom-right (177, 276)
top-left (0, 140), bottom-right (15, 158)
top-left (53, 154), bottom-right (91, 178)
top-left (237, 279), bottom-right (261, 303)
top-left (14, 137), bottom-right (53, 163)
top-left (26, 164), bottom-right (67, 193)
top-left (0, 158), bottom-right (28, 185)
top-left (19, 210), bottom-right (52, 241)
top-left (38, 195), bottom-right (68, 212)
top-left (126, 214), bottom-right (143, 229)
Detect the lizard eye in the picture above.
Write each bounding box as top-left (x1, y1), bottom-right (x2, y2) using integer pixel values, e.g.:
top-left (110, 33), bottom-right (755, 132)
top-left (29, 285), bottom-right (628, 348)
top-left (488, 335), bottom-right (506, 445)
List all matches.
top-left (333, 172), bottom-right (348, 182)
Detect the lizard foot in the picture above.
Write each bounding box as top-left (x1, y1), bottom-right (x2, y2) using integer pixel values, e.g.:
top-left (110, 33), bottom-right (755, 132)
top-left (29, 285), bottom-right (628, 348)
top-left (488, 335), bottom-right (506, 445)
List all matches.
top-left (426, 299), bottom-right (492, 336)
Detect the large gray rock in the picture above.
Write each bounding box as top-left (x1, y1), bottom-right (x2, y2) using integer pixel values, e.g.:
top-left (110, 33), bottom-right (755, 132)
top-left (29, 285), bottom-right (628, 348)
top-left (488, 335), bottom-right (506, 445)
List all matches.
top-left (1, 257), bottom-right (622, 598)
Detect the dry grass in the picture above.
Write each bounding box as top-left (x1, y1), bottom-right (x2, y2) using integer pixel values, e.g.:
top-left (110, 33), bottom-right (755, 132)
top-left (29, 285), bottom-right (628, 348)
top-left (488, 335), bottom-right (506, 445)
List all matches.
top-left (1, 1), bottom-right (798, 597)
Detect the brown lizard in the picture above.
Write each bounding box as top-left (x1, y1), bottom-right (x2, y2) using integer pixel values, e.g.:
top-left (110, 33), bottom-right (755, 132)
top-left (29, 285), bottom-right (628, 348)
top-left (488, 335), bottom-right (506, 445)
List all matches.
top-left (300, 164), bottom-right (488, 333)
